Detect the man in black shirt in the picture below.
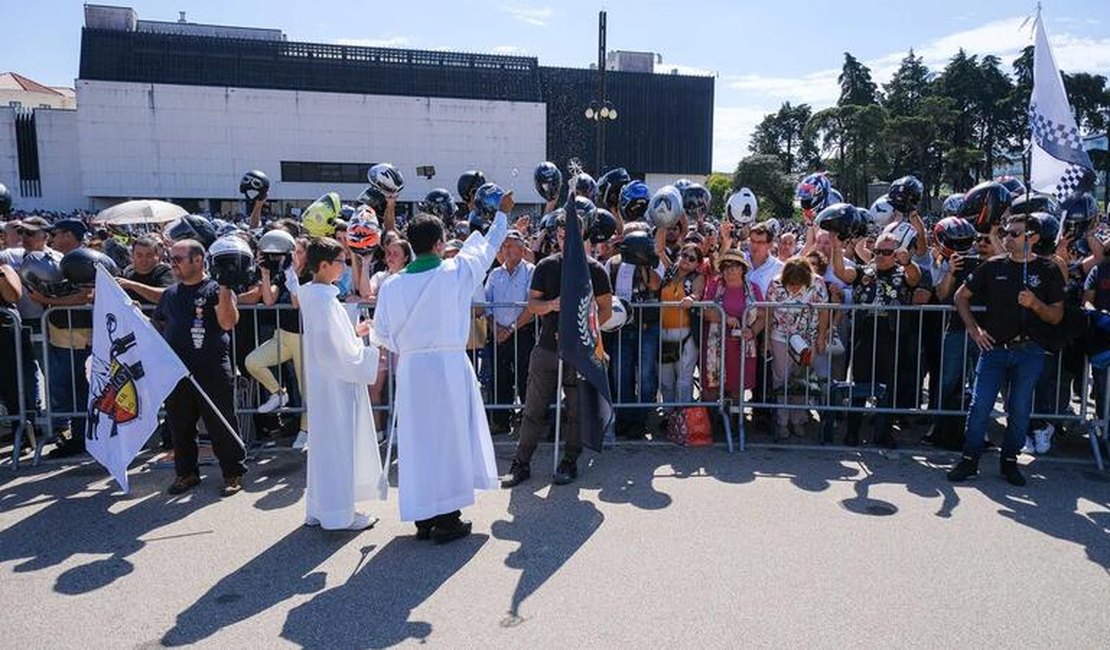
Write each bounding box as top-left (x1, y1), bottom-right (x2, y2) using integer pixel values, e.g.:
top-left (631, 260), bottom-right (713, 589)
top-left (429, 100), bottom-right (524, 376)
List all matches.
top-left (501, 215), bottom-right (612, 487)
top-left (117, 235), bottom-right (174, 305)
top-left (948, 215), bottom-right (1064, 486)
top-left (153, 239), bottom-right (248, 496)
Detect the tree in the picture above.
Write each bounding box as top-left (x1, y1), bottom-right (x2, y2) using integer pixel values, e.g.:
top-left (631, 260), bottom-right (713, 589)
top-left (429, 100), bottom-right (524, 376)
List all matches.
top-left (882, 49), bottom-right (932, 116)
top-left (732, 154), bottom-right (795, 220)
top-left (838, 53), bottom-right (879, 106)
top-left (706, 173), bottom-right (733, 217)
top-left (1064, 72), bottom-right (1110, 134)
top-left (748, 102), bottom-right (816, 174)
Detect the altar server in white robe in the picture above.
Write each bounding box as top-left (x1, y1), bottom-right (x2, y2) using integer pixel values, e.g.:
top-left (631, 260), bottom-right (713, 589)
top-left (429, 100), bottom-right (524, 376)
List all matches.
top-left (371, 199), bottom-right (510, 544)
top-left (299, 237), bottom-right (384, 531)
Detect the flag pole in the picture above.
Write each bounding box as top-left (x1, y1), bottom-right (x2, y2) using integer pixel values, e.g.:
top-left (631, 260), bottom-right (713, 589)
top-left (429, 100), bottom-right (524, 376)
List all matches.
top-left (553, 358), bottom-right (564, 475)
top-left (186, 374), bottom-right (239, 438)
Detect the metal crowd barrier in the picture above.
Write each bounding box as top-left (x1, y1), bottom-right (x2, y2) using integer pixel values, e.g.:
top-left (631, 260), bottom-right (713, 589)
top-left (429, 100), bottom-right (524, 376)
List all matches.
top-left (733, 301), bottom-right (1107, 468)
top-left (1, 308), bottom-right (31, 469)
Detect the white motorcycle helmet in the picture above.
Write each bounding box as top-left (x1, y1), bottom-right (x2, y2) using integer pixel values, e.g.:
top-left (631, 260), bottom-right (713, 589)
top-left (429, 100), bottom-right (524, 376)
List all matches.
top-left (870, 194), bottom-right (898, 230)
top-left (727, 188), bottom-right (758, 225)
top-left (600, 296), bottom-right (631, 332)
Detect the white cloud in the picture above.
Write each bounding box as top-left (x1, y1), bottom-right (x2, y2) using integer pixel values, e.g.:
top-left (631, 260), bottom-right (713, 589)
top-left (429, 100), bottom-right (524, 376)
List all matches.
top-left (491, 45), bottom-right (528, 56)
top-left (712, 15), bottom-right (1110, 172)
top-left (503, 5), bottom-right (552, 27)
top-left (334, 36), bottom-right (410, 48)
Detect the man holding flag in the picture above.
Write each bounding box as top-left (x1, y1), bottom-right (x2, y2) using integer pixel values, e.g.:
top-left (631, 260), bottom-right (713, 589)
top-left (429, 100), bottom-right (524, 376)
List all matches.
top-left (501, 194), bottom-right (613, 488)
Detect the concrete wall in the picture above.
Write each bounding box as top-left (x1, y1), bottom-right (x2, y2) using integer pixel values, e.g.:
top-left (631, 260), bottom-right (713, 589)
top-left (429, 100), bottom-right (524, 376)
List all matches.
top-left (0, 108), bottom-right (17, 206)
top-left (0, 107), bottom-right (86, 213)
top-left (76, 80), bottom-right (548, 205)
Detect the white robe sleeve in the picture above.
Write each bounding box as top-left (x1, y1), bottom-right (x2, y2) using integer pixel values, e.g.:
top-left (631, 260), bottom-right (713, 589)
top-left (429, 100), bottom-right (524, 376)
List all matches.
top-left (368, 289), bottom-right (396, 353)
top-left (311, 302), bottom-right (380, 384)
top-left (457, 211), bottom-right (507, 289)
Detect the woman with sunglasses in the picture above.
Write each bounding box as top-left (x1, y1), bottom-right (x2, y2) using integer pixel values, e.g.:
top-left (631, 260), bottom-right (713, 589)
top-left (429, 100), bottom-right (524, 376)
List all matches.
top-left (831, 232), bottom-right (920, 447)
top-left (658, 242), bottom-right (706, 406)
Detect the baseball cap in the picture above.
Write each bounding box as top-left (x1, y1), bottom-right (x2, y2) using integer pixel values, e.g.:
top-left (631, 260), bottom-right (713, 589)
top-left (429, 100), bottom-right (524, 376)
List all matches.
top-left (48, 218), bottom-right (89, 239)
top-left (504, 229), bottom-right (525, 243)
top-left (19, 216), bottom-right (51, 233)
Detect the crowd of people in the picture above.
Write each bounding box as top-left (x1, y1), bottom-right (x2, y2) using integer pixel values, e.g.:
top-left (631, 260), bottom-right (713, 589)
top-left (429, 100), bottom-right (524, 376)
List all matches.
top-left (1, 164), bottom-right (1109, 499)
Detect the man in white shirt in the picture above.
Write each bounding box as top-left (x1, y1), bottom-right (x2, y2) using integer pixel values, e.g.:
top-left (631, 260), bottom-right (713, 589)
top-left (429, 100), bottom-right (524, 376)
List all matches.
top-left (484, 230), bottom-right (535, 433)
top-left (746, 222), bottom-right (785, 297)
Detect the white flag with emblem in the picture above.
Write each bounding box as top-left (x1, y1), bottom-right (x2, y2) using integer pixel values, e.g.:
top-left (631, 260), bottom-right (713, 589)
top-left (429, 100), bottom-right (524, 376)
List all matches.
top-left (86, 266), bottom-right (188, 492)
top-left (1029, 13), bottom-right (1095, 200)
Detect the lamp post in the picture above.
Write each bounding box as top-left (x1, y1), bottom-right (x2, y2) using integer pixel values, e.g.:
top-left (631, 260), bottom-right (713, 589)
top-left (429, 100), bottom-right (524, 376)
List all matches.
top-left (585, 10), bottom-right (617, 175)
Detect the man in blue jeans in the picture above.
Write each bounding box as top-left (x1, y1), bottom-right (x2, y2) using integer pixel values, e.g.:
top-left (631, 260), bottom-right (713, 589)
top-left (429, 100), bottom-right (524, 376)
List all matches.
top-left (947, 215), bottom-right (1064, 486)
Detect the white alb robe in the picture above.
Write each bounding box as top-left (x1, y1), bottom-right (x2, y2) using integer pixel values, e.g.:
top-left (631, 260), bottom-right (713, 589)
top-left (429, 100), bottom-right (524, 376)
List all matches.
top-left (371, 213), bottom-right (508, 521)
top-left (299, 282), bottom-right (384, 529)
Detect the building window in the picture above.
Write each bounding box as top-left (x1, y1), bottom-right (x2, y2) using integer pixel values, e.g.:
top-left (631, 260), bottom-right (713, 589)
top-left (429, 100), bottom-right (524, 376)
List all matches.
top-left (9, 101), bottom-right (21, 109)
top-left (281, 161), bottom-right (373, 183)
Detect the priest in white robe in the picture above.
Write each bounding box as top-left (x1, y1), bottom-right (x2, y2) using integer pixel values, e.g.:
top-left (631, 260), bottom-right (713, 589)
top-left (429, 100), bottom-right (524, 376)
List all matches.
top-left (298, 237), bottom-right (384, 531)
top-left (371, 203), bottom-right (509, 543)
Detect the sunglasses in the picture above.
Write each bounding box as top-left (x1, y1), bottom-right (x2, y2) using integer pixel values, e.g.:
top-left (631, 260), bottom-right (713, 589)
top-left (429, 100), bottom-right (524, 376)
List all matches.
top-left (976, 236), bottom-right (991, 243)
top-left (681, 254), bottom-right (700, 262)
top-left (875, 249), bottom-right (897, 256)
top-left (1004, 230), bottom-right (1028, 239)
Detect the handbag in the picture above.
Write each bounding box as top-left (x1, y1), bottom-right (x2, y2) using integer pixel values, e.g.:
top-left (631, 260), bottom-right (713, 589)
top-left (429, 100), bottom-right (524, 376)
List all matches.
top-left (660, 338), bottom-right (682, 364)
top-left (666, 407), bottom-right (713, 446)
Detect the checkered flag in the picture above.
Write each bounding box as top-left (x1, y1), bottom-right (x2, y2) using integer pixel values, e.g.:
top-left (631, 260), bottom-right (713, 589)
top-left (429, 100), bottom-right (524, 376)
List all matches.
top-left (1029, 16), bottom-right (1095, 199)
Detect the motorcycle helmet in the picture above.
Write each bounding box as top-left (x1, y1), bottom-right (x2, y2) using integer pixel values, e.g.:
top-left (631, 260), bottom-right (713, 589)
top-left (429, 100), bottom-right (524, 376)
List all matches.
top-left (468, 209), bottom-right (489, 235)
top-left (887, 175), bottom-right (924, 213)
top-left (1029, 212), bottom-right (1061, 256)
top-left (883, 220), bottom-right (918, 251)
top-left (302, 192), bottom-right (342, 238)
top-left (418, 188), bottom-right (456, 222)
top-left (367, 162), bottom-right (405, 197)
top-left (995, 175), bottom-right (1027, 198)
top-left (164, 214), bottom-right (217, 250)
top-left (346, 212), bottom-right (382, 251)
top-left (647, 185), bottom-right (683, 229)
top-left (941, 193), bottom-right (965, 217)
top-left (763, 217), bottom-right (781, 239)
top-left (587, 208), bottom-right (618, 244)
top-left (619, 181), bottom-right (651, 222)
top-left (573, 173), bottom-right (598, 202)
top-left (814, 203), bottom-right (859, 241)
top-left (849, 207), bottom-right (873, 239)
top-left (207, 235), bottom-right (256, 291)
top-left (60, 248), bottom-right (118, 287)
top-left (617, 230), bottom-right (659, 267)
top-left (239, 170), bottom-right (270, 201)
top-left (572, 195), bottom-right (597, 238)
top-left (457, 170), bottom-right (486, 204)
top-left (1011, 191), bottom-right (1060, 217)
top-left (1060, 192), bottom-right (1098, 243)
top-left (959, 181), bottom-right (1013, 234)
top-left (681, 183), bottom-right (711, 222)
top-left (673, 178), bottom-right (693, 193)
top-left (869, 194), bottom-right (897, 229)
top-left (211, 219), bottom-right (238, 238)
top-left (796, 173), bottom-right (831, 212)
top-left (258, 228), bottom-right (296, 255)
top-left (20, 251), bottom-right (71, 297)
top-left (933, 216), bottom-right (977, 258)
top-left (600, 296), bottom-right (631, 332)
top-left (788, 333), bottom-right (812, 367)
top-left (597, 167), bottom-right (631, 208)
top-left (726, 188), bottom-right (758, 225)
top-left (534, 162), bottom-right (563, 202)
top-left (474, 182), bottom-right (506, 218)
top-left (357, 185), bottom-right (388, 219)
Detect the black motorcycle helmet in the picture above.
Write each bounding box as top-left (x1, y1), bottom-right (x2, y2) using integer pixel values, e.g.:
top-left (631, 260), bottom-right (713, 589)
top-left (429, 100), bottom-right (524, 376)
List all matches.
top-left (996, 175), bottom-right (1027, 199)
top-left (0, 182), bottom-right (10, 216)
top-left (1060, 192), bottom-right (1098, 243)
top-left (457, 170), bottom-right (487, 204)
top-left (239, 170), bottom-right (270, 201)
top-left (681, 183), bottom-right (711, 222)
top-left (887, 175), bottom-right (924, 213)
top-left (617, 230), bottom-right (659, 267)
top-left (959, 181), bottom-right (1013, 234)
top-left (534, 162), bottom-right (563, 202)
top-left (573, 173), bottom-right (598, 202)
top-left (165, 214), bottom-right (217, 250)
top-left (418, 188), bottom-right (456, 222)
top-left (597, 167), bottom-right (631, 209)
top-left (60, 248), bottom-right (119, 287)
top-left (357, 185), bottom-right (388, 217)
top-left (814, 203), bottom-right (860, 241)
top-left (1028, 212), bottom-right (1061, 256)
top-left (1010, 191), bottom-right (1060, 217)
top-left (572, 195), bottom-right (597, 240)
top-left (587, 208), bottom-right (618, 244)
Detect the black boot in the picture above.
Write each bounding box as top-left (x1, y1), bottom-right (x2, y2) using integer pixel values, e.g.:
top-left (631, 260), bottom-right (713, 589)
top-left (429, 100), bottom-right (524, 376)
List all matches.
top-left (946, 454), bottom-right (979, 482)
top-left (500, 460), bottom-right (531, 488)
top-left (552, 458), bottom-right (578, 485)
top-left (431, 512), bottom-right (472, 545)
top-left (1000, 456), bottom-right (1026, 487)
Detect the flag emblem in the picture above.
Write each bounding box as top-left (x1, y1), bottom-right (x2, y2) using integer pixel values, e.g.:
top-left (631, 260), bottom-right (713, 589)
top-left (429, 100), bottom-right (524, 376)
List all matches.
top-left (88, 313), bottom-right (146, 437)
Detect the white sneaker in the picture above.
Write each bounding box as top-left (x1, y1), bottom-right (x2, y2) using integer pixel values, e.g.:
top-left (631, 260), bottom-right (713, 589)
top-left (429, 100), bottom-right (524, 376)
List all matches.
top-left (1020, 436), bottom-right (1036, 455)
top-left (258, 390), bottom-right (289, 414)
top-left (345, 512), bottom-right (378, 531)
top-left (1034, 423), bottom-right (1055, 454)
top-left (292, 430), bottom-right (308, 451)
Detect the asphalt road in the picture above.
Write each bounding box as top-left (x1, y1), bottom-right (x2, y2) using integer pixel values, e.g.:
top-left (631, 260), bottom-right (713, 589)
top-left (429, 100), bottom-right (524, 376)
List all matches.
top-left (1, 444), bottom-right (1109, 648)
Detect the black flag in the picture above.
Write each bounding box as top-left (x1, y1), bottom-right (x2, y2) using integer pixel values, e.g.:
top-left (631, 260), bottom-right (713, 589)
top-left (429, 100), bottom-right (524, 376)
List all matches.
top-left (558, 195), bottom-right (613, 452)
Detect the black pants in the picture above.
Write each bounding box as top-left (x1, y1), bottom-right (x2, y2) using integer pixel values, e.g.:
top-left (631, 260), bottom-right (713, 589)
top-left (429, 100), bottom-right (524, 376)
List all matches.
top-left (847, 319), bottom-right (896, 441)
top-left (166, 371), bottom-right (247, 479)
top-left (514, 346), bottom-right (581, 465)
top-left (490, 326), bottom-right (534, 428)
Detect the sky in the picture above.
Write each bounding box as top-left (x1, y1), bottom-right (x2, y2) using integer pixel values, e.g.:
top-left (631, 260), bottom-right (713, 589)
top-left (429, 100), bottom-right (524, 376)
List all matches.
top-left (3, 0), bottom-right (1108, 172)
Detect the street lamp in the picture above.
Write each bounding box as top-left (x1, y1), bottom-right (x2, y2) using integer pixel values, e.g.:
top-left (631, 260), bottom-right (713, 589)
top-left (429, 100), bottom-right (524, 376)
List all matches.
top-left (587, 11), bottom-right (617, 174)
top-left (585, 101), bottom-right (618, 122)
